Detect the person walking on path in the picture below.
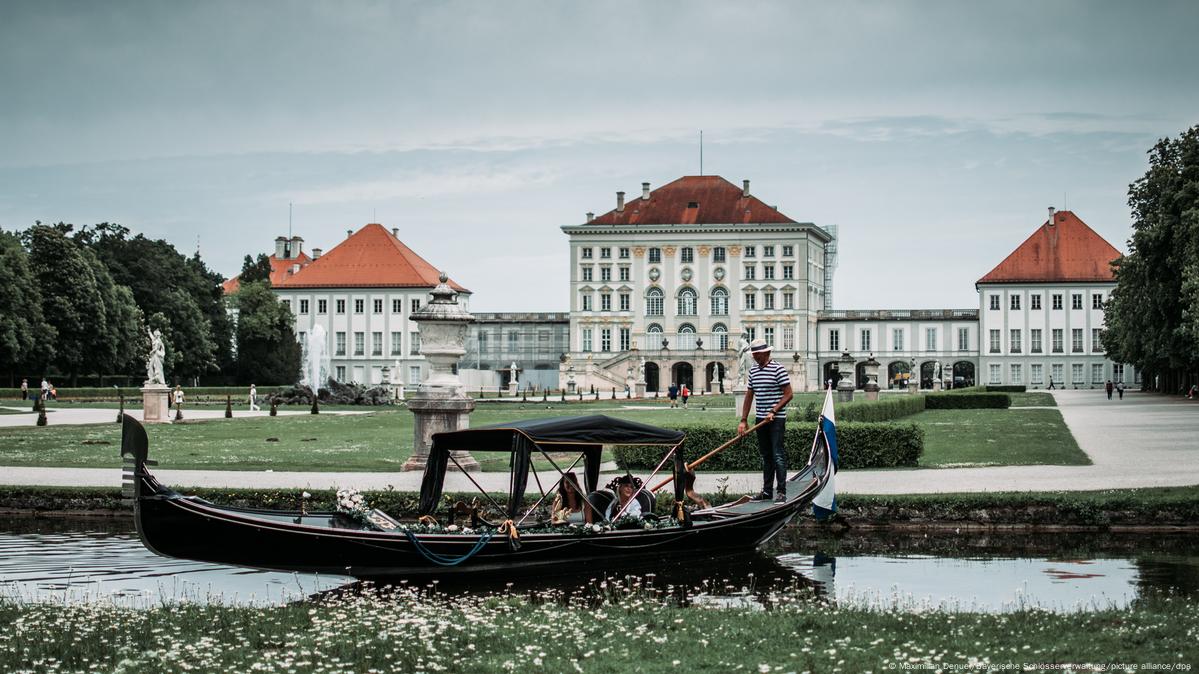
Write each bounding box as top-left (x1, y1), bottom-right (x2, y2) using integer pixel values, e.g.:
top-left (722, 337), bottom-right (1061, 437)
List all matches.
top-left (249, 384), bottom-right (260, 412)
top-left (1105, 379), bottom-right (1114, 400)
top-left (1047, 376), bottom-right (1056, 390)
top-left (1117, 381), bottom-right (1125, 400)
top-left (667, 383), bottom-right (679, 408)
top-left (680, 383), bottom-right (690, 407)
top-left (40, 378), bottom-right (49, 401)
top-left (20, 379), bottom-right (28, 400)
top-left (737, 338), bottom-right (794, 504)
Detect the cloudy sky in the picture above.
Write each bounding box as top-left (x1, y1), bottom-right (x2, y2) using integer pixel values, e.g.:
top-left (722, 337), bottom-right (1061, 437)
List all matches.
top-left (2, 0), bottom-right (1196, 311)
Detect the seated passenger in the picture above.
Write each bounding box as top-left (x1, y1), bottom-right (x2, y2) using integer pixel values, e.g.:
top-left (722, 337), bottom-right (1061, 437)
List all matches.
top-left (551, 472), bottom-right (585, 524)
top-left (605, 473), bottom-right (644, 521)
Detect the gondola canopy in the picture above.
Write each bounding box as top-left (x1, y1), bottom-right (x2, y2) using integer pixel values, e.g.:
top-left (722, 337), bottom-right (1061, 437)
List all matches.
top-left (420, 415), bottom-right (687, 517)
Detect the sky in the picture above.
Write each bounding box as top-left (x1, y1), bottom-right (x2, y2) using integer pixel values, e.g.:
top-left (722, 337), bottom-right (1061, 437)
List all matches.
top-left (2, 0), bottom-right (1197, 312)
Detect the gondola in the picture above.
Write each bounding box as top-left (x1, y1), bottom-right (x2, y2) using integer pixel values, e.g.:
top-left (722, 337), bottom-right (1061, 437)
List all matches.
top-left (122, 413), bottom-right (834, 580)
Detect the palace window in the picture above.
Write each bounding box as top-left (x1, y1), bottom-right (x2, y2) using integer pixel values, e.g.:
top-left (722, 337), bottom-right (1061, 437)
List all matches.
top-left (1072, 293), bottom-right (1083, 310)
top-left (372, 332), bottom-right (383, 356)
top-left (1072, 363), bottom-right (1084, 384)
top-left (354, 299), bottom-right (364, 313)
top-left (744, 265), bottom-right (756, 280)
top-left (892, 328), bottom-right (904, 352)
top-left (336, 366), bottom-right (346, 382)
top-left (648, 247), bottom-right (661, 263)
top-left (763, 245), bottom-right (775, 257)
top-left (354, 332), bottom-right (364, 356)
top-left (957, 327), bottom-right (969, 351)
top-left (1072, 328), bottom-right (1083, 352)
top-left (782, 264), bottom-right (794, 280)
top-left (744, 292), bottom-right (756, 310)
top-left (926, 328), bottom-right (938, 351)
top-left (619, 267), bottom-right (630, 282)
top-left (336, 299), bottom-right (346, 314)
top-left (713, 324), bottom-right (728, 350)
top-left (782, 245), bottom-right (794, 257)
top-left (1009, 329), bottom-right (1021, 353)
top-left (582, 267), bottom-right (593, 282)
top-left (745, 327), bottom-right (756, 341)
top-left (1051, 363), bottom-right (1063, 384)
top-left (782, 326), bottom-right (795, 351)
top-left (713, 247), bottom-right (726, 263)
top-left (1031, 294), bottom-right (1041, 310)
top-left (677, 288), bottom-right (697, 316)
top-left (763, 327), bottom-right (775, 347)
top-left (989, 364), bottom-right (1001, 385)
top-left (710, 287), bottom-right (728, 315)
top-left (581, 247), bottom-right (593, 259)
top-left (859, 329), bottom-right (872, 352)
top-left (783, 292), bottom-right (794, 310)
top-left (1030, 329), bottom-right (1042, 353)
top-left (1091, 363), bottom-right (1104, 384)
top-left (582, 329), bottom-right (593, 352)
top-left (1092, 293), bottom-right (1104, 309)
top-left (1010, 295), bottom-right (1021, 310)
top-left (619, 293), bottom-right (630, 312)
top-left (601, 293), bottom-right (611, 312)
top-left (410, 299), bottom-right (421, 313)
top-left (646, 287), bottom-right (664, 316)
top-left (1092, 328), bottom-right (1103, 352)
top-left (1052, 294), bottom-right (1063, 310)
top-left (828, 329), bottom-right (840, 351)
top-left (989, 329), bottom-right (1001, 353)
top-left (744, 246), bottom-right (756, 258)
top-left (763, 265), bottom-right (775, 280)
top-left (1031, 364), bottom-right (1043, 385)
top-left (373, 299), bottom-right (383, 314)
top-left (581, 294), bottom-right (593, 311)
top-left (391, 332), bottom-right (402, 355)
top-left (677, 324), bottom-right (696, 349)
top-left (600, 267), bottom-right (611, 282)
top-left (1052, 329), bottom-right (1063, 353)
top-left (392, 299), bottom-right (402, 313)
top-left (1010, 364), bottom-right (1022, 384)
top-left (410, 331), bottom-right (420, 356)
top-left (989, 295), bottom-right (1000, 310)
top-left (619, 327), bottom-right (630, 351)
top-left (763, 292), bottom-right (775, 310)
top-left (600, 247), bottom-right (611, 259)
top-left (318, 299), bottom-right (327, 314)
top-left (299, 299), bottom-right (308, 314)
top-left (680, 247), bottom-right (694, 263)
top-left (335, 332), bottom-right (346, 356)
top-left (601, 328), bottom-right (612, 352)
top-left (619, 247), bottom-right (630, 259)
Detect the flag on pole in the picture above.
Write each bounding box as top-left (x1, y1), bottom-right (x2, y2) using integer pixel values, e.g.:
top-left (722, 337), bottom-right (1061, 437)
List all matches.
top-left (812, 385), bottom-right (839, 520)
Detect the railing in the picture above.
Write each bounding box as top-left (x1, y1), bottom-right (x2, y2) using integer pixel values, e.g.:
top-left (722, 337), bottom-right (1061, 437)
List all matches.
top-left (819, 309), bottom-right (979, 320)
top-left (635, 333), bottom-right (734, 352)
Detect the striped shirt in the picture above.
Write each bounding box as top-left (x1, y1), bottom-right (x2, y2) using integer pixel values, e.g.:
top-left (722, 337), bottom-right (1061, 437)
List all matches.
top-left (748, 360), bottom-right (791, 419)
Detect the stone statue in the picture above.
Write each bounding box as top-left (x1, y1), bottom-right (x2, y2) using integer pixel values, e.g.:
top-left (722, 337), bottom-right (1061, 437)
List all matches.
top-left (935, 361), bottom-right (943, 382)
top-left (510, 361), bottom-right (519, 385)
top-left (735, 335), bottom-right (752, 387)
top-left (146, 328), bottom-right (165, 386)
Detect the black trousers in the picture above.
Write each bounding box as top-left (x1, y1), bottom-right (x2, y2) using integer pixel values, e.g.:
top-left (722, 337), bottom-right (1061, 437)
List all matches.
top-left (755, 417), bottom-right (787, 494)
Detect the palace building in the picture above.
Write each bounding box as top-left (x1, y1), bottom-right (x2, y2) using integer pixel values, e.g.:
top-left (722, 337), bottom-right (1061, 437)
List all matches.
top-left (560, 176), bottom-right (836, 392)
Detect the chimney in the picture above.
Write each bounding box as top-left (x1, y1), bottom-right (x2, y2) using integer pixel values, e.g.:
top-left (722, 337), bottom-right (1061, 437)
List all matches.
top-left (391, 227), bottom-right (399, 238)
top-left (312, 247), bottom-right (323, 259)
top-left (346, 229), bottom-right (353, 239)
top-left (290, 236), bottom-right (303, 258)
top-left (742, 179), bottom-right (750, 198)
top-left (274, 236), bottom-right (288, 259)
top-left (586, 212), bottom-right (594, 223)
top-left (641, 182), bottom-right (650, 200)
top-left (1048, 206), bottom-right (1056, 226)
top-left (616, 191), bottom-right (625, 212)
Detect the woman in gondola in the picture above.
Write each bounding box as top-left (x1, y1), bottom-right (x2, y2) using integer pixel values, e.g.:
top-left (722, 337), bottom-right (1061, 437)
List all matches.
top-left (550, 471), bottom-right (585, 524)
top-left (606, 474), bottom-right (643, 522)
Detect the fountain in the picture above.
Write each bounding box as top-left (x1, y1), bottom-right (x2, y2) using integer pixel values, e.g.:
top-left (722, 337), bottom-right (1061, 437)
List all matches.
top-left (301, 324), bottom-right (330, 396)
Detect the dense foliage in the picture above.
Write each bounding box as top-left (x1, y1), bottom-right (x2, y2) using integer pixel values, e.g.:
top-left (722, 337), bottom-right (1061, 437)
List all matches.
top-left (614, 421), bottom-right (923, 470)
top-left (234, 281), bottom-right (302, 385)
top-left (1102, 125), bottom-right (1199, 391)
top-left (983, 385), bottom-right (1026, 393)
top-left (924, 392), bottom-right (1011, 409)
top-left (795, 393), bottom-right (926, 422)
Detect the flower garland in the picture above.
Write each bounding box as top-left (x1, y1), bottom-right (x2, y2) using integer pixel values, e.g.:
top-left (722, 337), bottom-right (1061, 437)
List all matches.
top-left (336, 488), bottom-right (371, 523)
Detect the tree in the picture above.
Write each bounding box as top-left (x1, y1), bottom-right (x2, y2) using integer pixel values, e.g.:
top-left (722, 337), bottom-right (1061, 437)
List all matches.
top-left (1102, 125), bottom-right (1199, 391)
top-left (240, 253), bottom-right (273, 286)
top-left (0, 231), bottom-right (56, 377)
top-left (234, 281), bottom-right (301, 385)
top-left (25, 225), bottom-right (108, 385)
top-left (83, 248), bottom-right (144, 383)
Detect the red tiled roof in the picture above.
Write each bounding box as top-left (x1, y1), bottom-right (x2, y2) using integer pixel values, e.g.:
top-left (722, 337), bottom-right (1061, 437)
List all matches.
top-left (977, 211), bottom-right (1121, 284)
top-left (275, 223), bottom-right (468, 291)
top-left (222, 252), bottom-right (313, 295)
top-left (588, 176), bottom-right (797, 226)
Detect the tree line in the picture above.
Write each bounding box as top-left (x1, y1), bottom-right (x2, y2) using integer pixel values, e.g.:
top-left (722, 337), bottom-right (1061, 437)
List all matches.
top-left (1102, 124), bottom-right (1199, 392)
top-left (0, 223), bottom-right (300, 387)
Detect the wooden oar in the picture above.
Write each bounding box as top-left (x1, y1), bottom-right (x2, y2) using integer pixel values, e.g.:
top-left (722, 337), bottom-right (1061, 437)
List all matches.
top-left (651, 418), bottom-right (771, 492)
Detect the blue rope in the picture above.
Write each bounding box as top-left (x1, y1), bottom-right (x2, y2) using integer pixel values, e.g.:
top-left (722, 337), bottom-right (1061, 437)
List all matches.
top-left (405, 530), bottom-right (496, 567)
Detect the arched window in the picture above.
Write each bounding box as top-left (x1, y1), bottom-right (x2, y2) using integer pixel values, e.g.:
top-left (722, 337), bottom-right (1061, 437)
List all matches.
top-left (647, 323), bottom-right (664, 350)
top-left (710, 287), bottom-right (728, 315)
top-left (677, 287), bottom-right (697, 316)
top-left (713, 323), bottom-right (728, 351)
top-left (646, 287), bottom-right (664, 316)
top-left (677, 323), bottom-right (697, 350)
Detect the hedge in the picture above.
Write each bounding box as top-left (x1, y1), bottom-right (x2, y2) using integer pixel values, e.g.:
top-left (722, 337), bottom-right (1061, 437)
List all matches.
top-left (985, 385), bottom-right (1027, 393)
top-left (924, 392), bottom-right (1011, 409)
top-left (613, 421), bottom-right (923, 471)
top-left (793, 394), bottom-right (926, 423)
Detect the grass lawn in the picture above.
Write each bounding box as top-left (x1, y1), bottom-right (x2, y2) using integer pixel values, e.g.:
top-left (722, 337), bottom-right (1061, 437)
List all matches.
top-left (914, 407), bottom-right (1089, 468)
top-left (2, 590), bottom-right (1195, 672)
top-left (1008, 391), bottom-right (1057, 407)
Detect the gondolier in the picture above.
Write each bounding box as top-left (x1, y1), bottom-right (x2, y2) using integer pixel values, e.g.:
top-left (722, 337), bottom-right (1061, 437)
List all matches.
top-left (737, 338), bottom-right (794, 503)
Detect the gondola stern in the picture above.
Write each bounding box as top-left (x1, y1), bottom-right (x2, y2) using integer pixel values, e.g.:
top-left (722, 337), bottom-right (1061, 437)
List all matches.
top-left (120, 414), bottom-right (178, 560)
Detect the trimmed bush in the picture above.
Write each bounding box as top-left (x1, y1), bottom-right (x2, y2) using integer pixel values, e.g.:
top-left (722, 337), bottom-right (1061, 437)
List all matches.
top-left (924, 392), bottom-right (1011, 409)
top-left (613, 421), bottom-right (923, 471)
top-left (795, 394), bottom-right (926, 423)
top-left (0, 386), bottom-right (289, 401)
top-left (985, 385), bottom-right (1026, 393)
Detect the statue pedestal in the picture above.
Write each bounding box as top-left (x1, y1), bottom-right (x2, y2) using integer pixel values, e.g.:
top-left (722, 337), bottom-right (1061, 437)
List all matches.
top-left (634, 381), bottom-right (646, 398)
top-left (507, 382), bottom-right (518, 397)
top-left (932, 379), bottom-right (943, 392)
top-left (733, 385), bottom-right (748, 419)
top-left (141, 384), bottom-right (171, 423)
top-left (402, 396), bottom-right (480, 472)
top-left (836, 381), bottom-right (855, 403)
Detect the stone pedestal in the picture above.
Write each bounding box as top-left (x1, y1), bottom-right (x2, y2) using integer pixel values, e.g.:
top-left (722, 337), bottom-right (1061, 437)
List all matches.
top-left (507, 381), bottom-right (518, 397)
top-left (141, 384), bottom-right (171, 423)
top-left (634, 381), bottom-right (646, 398)
top-left (402, 396), bottom-right (480, 472)
top-left (733, 385), bottom-right (748, 419)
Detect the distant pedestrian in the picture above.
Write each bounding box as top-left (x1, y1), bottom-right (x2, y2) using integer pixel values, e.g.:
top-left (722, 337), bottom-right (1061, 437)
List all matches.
top-left (249, 384), bottom-right (260, 411)
top-left (20, 379), bottom-right (28, 400)
top-left (40, 378), bottom-right (49, 401)
top-left (49, 384), bottom-right (57, 401)
top-left (680, 384), bottom-right (690, 407)
top-left (667, 383), bottom-right (679, 408)
top-left (1105, 379), bottom-right (1113, 400)
top-left (1117, 381), bottom-right (1125, 400)
top-left (173, 385), bottom-right (184, 408)
top-left (1047, 376), bottom-right (1056, 390)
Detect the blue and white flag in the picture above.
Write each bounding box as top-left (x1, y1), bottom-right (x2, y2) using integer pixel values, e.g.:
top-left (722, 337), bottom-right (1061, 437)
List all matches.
top-left (812, 385), bottom-right (840, 520)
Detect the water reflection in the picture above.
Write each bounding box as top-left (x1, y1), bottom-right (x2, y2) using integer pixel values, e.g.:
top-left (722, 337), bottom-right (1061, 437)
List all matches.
top-left (0, 517), bottom-right (1195, 612)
